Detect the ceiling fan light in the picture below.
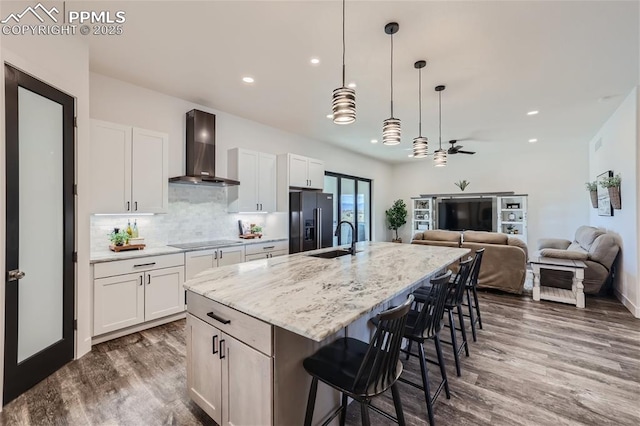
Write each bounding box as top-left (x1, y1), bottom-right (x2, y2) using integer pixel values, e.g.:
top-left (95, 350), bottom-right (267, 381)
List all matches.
top-left (433, 149), bottom-right (447, 167)
top-left (412, 136), bottom-right (428, 158)
top-left (332, 87), bottom-right (356, 124)
top-left (382, 118), bottom-right (401, 145)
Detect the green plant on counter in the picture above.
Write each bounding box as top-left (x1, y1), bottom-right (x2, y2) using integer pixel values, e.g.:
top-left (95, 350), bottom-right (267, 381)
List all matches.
top-left (455, 180), bottom-right (470, 191)
top-left (385, 199), bottom-right (407, 241)
top-left (251, 225), bottom-right (263, 234)
top-left (585, 181), bottom-right (598, 191)
top-left (599, 174), bottom-right (621, 188)
top-left (109, 228), bottom-right (129, 246)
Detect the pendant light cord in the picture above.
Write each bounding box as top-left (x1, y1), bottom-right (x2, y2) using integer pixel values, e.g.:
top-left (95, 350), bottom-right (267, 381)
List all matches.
top-left (438, 90), bottom-right (442, 150)
top-left (418, 68), bottom-right (422, 136)
top-left (341, 0), bottom-right (346, 87)
top-left (390, 32), bottom-right (394, 117)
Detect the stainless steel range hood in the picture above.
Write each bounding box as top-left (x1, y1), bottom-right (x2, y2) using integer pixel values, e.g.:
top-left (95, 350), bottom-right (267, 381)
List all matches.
top-left (169, 109), bottom-right (240, 186)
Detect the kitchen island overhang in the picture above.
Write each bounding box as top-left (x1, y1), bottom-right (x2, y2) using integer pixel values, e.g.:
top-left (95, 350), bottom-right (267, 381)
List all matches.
top-left (184, 242), bottom-right (470, 425)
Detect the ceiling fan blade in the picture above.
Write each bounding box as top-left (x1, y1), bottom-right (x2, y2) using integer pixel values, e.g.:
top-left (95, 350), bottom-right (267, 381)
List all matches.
top-left (457, 150), bottom-right (476, 155)
top-left (448, 148), bottom-right (457, 154)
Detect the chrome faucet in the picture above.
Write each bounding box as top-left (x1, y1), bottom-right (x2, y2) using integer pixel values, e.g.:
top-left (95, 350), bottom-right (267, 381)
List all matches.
top-left (334, 220), bottom-right (357, 255)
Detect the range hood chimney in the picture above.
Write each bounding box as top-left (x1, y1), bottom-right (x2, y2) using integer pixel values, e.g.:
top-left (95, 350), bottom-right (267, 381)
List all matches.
top-left (169, 109), bottom-right (240, 186)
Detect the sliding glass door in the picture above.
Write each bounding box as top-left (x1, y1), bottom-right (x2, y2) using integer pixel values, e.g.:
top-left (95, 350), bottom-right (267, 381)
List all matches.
top-left (324, 172), bottom-right (372, 246)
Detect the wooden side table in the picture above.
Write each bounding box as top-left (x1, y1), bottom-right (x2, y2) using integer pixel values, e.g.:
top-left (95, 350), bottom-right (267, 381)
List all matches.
top-left (529, 255), bottom-right (587, 308)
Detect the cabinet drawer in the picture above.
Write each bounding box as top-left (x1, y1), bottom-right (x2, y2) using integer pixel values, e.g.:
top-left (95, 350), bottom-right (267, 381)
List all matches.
top-left (245, 240), bottom-right (288, 255)
top-left (270, 249), bottom-right (288, 258)
top-left (245, 252), bottom-right (270, 262)
top-left (187, 291), bottom-right (272, 356)
top-left (94, 253), bottom-right (184, 279)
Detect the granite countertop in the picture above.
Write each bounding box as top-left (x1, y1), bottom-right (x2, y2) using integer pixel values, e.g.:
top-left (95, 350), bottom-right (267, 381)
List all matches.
top-left (184, 242), bottom-right (470, 342)
top-left (90, 237), bottom-right (287, 264)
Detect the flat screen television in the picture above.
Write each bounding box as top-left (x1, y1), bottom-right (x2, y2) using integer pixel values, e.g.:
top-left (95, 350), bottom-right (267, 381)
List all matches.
top-left (437, 198), bottom-right (494, 232)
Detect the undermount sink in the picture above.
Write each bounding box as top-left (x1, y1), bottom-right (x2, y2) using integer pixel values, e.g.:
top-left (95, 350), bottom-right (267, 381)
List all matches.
top-left (308, 249), bottom-right (356, 259)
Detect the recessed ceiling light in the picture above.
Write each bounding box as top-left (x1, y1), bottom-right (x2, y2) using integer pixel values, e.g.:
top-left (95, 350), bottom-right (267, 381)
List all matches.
top-left (527, 110), bottom-right (539, 115)
top-left (529, 138), bottom-right (538, 143)
top-left (326, 114), bottom-right (333, 119)
top-left (408, 154), bottom-right (414, 158)
top-left (310, 58), bottom-right (320, 65)
top-left (370, 139), bottom-right (378, 144)
top-left (347, 82), bottom-right (357, 88)
top-left (242, 76), bottom-right (254, 83)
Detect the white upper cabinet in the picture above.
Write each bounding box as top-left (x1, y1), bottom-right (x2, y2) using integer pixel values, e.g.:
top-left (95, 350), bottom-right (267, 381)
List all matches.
top-left (278, 153), bottom-right (325, 190)
top-left (307, 158), bottom-right (325, 190)
top-left (227, 148), bottom-right (277, 213)
top-left (276, 153), bottom-right (325, 211)
top-left (90, 119), bottom-right (168, 214)
top-left (131, 128), bottom-right (169, 213)
top-left (288, 154), bottom-right (309, 188)
top-left (90, 120), bottom-right (132, 213)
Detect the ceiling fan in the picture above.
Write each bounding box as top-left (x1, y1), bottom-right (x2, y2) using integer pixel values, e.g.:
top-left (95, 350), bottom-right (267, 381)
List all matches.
top-left (448, 140), bottom-right (475, 155)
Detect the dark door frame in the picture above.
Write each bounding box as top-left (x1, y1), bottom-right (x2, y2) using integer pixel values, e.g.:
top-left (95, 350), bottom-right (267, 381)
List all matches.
top-left (3, 64), bottom-right (76, 405)
top-left (324, 171), bottom-right (372, 245)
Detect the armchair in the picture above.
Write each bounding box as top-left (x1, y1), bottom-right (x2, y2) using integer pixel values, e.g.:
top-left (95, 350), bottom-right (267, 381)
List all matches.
top-left (536, 226), bottom-right (619, 294)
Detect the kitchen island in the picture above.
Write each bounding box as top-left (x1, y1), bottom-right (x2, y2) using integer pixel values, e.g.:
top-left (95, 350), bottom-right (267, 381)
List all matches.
top-left (184, 242), bottom-right (469, 426)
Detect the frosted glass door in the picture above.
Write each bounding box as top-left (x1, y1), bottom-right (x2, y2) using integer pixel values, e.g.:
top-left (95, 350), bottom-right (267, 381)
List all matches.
top-left (4, 64), bottom-right (74, 405)
top-left (17, 87), bottom-right (64, 363)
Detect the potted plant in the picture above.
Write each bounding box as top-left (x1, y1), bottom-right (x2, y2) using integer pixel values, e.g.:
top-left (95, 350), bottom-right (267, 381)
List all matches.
top-left (600, 174), bottom-right (622, 209)
top-left (585, 181), bottom-right (598, 208)
top-left (454, 179), bottom-right (470, 191)
top-left (109, 228), bottom-right (129, 246)
top-left (251, 224), bottom-right (263, 238)
top-left (385, 199), bottom-right (407, 243)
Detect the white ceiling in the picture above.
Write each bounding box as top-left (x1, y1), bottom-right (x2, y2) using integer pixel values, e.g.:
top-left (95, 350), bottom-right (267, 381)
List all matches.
top-left (85, 1), bottom-right (639, 163)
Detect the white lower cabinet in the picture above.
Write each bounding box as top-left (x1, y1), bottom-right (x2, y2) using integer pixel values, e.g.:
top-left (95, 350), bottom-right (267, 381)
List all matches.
top-left (185, 246), bottom-right (246, 280)
top-left (145, 266), bottom-right (184, 321)
top-left (187, 313), bottom-right (223, 424)
top-left (94, 272), bottom-right (145, 334)
top-left (93, 254), bottom-right (185, 337)
top-left (244, 240), bottom-right (288, 262)
top-left (187, 312), bottom-right (273, 426)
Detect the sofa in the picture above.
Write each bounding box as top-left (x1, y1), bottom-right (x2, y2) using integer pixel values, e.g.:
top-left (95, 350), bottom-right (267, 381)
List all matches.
top-left (412, 230), bottom-right (528, 294)
top-left (536, 226), bottom-right (619, 294)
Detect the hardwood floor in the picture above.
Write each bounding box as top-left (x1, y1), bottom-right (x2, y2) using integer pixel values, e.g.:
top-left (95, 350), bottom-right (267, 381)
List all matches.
top-left (2, 292), bottom-right (638, 425)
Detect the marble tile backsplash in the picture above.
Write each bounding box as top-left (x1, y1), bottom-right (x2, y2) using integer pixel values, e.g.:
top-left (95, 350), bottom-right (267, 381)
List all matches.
top-left (91, 184), bottom-right (287, 252)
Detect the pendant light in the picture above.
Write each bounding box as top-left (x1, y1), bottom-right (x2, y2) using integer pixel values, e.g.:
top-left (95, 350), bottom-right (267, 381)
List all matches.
top-left (382, 22), bottom-right (401, 145)
top-left (332, 0), bottom-right (355, 124)
top-left (412, 60), bottom-right (428, 158)
top-left (433, 85), bottom-right (447, 167)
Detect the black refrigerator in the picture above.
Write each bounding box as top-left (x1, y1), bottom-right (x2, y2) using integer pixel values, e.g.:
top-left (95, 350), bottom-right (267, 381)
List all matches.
top-left (289, 192), bottom-right (334, 254)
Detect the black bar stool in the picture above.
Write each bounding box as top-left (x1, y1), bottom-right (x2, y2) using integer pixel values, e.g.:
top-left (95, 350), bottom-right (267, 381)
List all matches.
top-left (394, 270), bottom-right (453, 426)
top-left (302, 295), bottom-right (414, 426)
top-left (463, 248), bottom-right (485, 342)
top-left (413, 257), bottom-right (474, 377)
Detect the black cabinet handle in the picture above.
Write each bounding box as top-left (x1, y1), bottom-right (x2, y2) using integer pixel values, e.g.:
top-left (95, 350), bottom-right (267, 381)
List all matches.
top-left (263, 246), bottom-right (275, 250)
top-left (133, 262), bottom-right (156, 268)
top-left (147, 274), bottom-right (151, 285)
top-left (212, 335), bottom-right (218, 355)
top-left (134, 201), bottom-right (138, 211)
top-left (219, 339), bottom-right (226, 359)
top-left (127, 201), bottom-right (130, 211)
top-left (219, 250), bottom-right (223, 259)
top-left (207, 312), bottom-right (231, 325)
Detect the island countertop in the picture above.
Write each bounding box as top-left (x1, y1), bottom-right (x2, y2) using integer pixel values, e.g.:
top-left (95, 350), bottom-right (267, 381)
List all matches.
top-left (184, 242), bottom-right (469, 342)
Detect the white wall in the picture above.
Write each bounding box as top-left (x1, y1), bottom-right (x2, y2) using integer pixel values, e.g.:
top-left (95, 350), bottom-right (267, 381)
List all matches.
top-left (390, 139), bottom-right (589, 248)
top-left (89, 73), bottom-right (394, 241)
top-left (0, 34), bottom-right (92, 403)
top-left (589, 87), bottom-right (638, 317)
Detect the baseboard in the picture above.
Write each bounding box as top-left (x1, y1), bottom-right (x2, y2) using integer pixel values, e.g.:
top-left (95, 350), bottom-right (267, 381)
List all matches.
top-left (614, 288), bottom-right (640, 318)
top-left (91, 311), bottom-right (186, 345)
